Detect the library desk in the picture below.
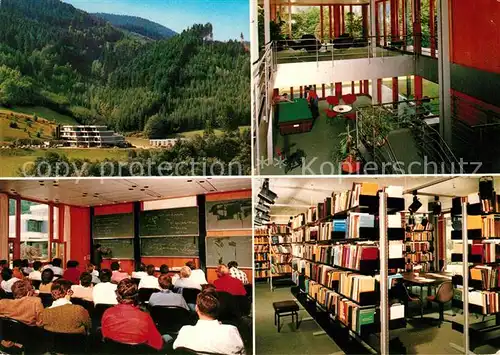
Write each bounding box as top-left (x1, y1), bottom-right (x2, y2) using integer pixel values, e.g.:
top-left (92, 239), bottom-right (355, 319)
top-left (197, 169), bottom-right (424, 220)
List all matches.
top-left (402, 272), bottom-right (453, 306)
top-left (277, 98), bottom-right (314, 135)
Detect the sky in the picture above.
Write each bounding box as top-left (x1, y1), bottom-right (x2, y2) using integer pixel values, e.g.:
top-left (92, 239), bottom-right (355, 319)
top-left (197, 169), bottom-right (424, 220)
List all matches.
top-left (63, 0), bottom-right (249, 41)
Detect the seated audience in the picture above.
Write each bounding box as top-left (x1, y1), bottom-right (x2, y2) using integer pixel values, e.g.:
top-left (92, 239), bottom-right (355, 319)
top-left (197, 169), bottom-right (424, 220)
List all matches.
top-left (21, 259), bottom-right (33, 275)
top-left (174, 266), bottom-right (202, 290)
top-left (186, 261), bottom-right (208, 285)
top-left (173, 291), bottom-right (245, 354)
top-left (42, 279), bottom-right (91, 334)
top-left (43, 258), bottom-right (63, 276)
top-left (131, 263), bottom-right (148, 279)
top-left (111, 262), bottom-right (129, 284)
top-left (28, 261), bottom-right (43, 281)
top-left (39, 269), bottom-right (55, 294)
top-left (62, 260), bottom-right (81, 285)
top-left (71, 272), bottom-right (94, 301)
top-left (12, 259), bottom-right (24, 279)
top-left (1, 268), bottom-right (20, 293)
top-left (101, 279), bottom-right (164, 350)
top-left (228, 261), bottom-right (249, 285)
top-left (213, 265), bottom-right (246, 296)
top-left (138, 264), bottom-right (160, 289)
top-left (86, 263), bottom-right (100, 284)
top-left (0, 280), bottom-right (43, 326)
top-left (92, 269), bottom-right (118, 305)
top-left (149, 274), bottom-right (189, 310)
top-left (159, 264), bottom-right (170, 275)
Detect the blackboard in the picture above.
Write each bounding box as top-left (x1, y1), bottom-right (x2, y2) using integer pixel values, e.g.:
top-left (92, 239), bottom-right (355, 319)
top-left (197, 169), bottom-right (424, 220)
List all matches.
top-left (141, 237), bottom-right (199, 257)
top-left (205, 199), bottom-right (252, 230)
top-left (99, 238), bottom-right (134, 259)
top-left (93, 213), bottom-right (134, 239)
top-left (205, 236), bottom-right (252, 267)
top-left (140, 207), bottom-right (199, 237)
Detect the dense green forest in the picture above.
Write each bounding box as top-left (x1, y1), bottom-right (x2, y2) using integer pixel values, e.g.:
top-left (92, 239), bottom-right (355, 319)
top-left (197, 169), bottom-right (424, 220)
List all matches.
top-left (0, 0), bottom-right (250, 137)
top-left (92, 13), bottom-right (177, 40)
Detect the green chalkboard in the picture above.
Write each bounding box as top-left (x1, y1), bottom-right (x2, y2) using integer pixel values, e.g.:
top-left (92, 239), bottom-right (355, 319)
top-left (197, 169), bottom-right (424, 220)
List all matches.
top-left (140, 207), bottom-right (199, 237)
top-left (98, 238), bottom-right (134, 259)
top-left (93, 213), bottom-right (134, 239)
top-left (205, 236), bottom-right (252, 267)
top-left (140, 237), bottom-right (199, 257)
top-left (205, 199), bottom-right (252, 231)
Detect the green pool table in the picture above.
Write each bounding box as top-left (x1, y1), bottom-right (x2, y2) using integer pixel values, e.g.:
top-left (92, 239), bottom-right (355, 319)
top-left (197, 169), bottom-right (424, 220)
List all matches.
top-left (277, 98), bottom-right (314, 135)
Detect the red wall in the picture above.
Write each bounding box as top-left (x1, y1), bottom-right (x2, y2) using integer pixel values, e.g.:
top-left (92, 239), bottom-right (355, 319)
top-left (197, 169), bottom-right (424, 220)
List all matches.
top-left (141, 257), bottom-right (199, 269)
top-left (102, 259), bottom-right (135, 274)
top-left (450, 0), bottom-right (500, 74)
top-left (451, 89), bottom-right (500, 126)
top-left (94, 203), bottom-right (133, 216)
top-left (69, 206), bottom-right (91, 271)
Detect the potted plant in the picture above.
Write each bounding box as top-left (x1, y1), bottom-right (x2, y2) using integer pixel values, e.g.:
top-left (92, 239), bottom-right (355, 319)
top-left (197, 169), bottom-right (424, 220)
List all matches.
top-left (333, 126), bottom-right (362, 174)
top-left (358, 106), bottom-right (394, 148)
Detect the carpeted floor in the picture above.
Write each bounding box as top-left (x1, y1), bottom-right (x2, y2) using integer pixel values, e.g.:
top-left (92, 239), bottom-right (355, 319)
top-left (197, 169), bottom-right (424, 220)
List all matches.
top-left (254, 282), bottom-right (500, 355)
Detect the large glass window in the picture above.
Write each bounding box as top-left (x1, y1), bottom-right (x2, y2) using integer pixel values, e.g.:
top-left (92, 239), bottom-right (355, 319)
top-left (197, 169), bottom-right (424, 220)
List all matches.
top-left (20, 200), bottom-right (49, 261)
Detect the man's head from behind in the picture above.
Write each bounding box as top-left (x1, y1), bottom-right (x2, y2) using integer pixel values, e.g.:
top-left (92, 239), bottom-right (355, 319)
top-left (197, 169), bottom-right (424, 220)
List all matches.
top-left (116, 279), bottom-right (138, 305)
top-left (51, 279), bottom-right (73, 300)
top-left (196, 291), bottom-right (219, 320)
top-left (216, 264), bottom-right (228, 278)
top-left (179, 266), bottom-right (191, 279)
top-left (159, 264), bottom-right (169, 274)
top-left (185, 261), bottom-right (196, 270)
top-left (80, 272), bottom-right (93, 288)
top-left (110, 262), bottom-right (120, 271)
top-left (158, 274), bottom-right (173, 290)
top-left (52, 258), bottom-right (62, 268)
top-left (146, 264), bottom-right (155, 276)
top-left (100, 269), bottom-right (112, 283)
top-left (227, 261), bottom-right (238, 269)
top-left (12, 280), bottom-right (33, 299)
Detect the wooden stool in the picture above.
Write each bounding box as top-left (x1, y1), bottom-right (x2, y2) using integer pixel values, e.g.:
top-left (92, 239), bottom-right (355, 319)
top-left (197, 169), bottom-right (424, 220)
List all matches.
top-left (273, 300), bottom-right (299, 332)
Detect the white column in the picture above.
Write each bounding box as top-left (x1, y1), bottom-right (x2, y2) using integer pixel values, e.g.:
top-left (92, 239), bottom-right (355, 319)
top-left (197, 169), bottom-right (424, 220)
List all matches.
top-left (379, 192), bottom-right (389, 355)
top-left (251, 0), bottom-right (260, 173)
top-left (250, 0), bottom-right (259, 64)
top-left (264, 0), bottom-right (271, 44)
top-left (371, 79), bottom-right (379, 105)
top-left (370, 0), bottom-right (377, 57)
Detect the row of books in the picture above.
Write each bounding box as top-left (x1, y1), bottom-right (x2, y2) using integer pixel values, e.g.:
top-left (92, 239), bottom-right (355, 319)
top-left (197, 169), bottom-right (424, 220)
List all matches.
top-left (339, 272), bottom-right (376, 302)
top-left (405, 252), bottom-right (433, 263)
top-left (269, 224), bottom-right (290, 234)
top-left (470, 265), bottom-right (500, 290)
top-left (452, 242), bottom-right (500, 263)
top-left (255, 236), bottom-right (268, 244)
top-left (454, 288), bottom-right (500, 314)
top-left (292, 214), bottom-right (305, 229)
top-left (331, 241), bottom-right (404, 269)
top-left (255, 228), bottom-right (268, 236)
top-left (346, 213), bottom-right (375, 238)
top-left (482, 215), bottom-right (500, 238)
top-left (271, 235), bottom-right (291, 244)
top-left (271, 264), bottom-right (292, 274)
top-left (272, 254), bottom-right (293, 264)
top-left (405, 231), bottom-right (433, 241)
top-left (308, 280), bottom-right (376, 335)
top-left (255, 253), bottom-right (269, 261)
top-left (405, 241), bottom-right (430, 252)
top-left (410, 222), bottom-right (434, 231)
top-left (254, 245), bottom-right (269, 253)
top-left (271, 245), bottom-right (291, 254)
top-left (292, 229), bottom-right (304, 243)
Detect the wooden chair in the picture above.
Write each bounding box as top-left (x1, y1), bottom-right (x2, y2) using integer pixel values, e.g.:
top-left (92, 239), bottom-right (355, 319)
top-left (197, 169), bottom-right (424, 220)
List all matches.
top-left (427, 281), bottom-right (454, 327)
top-left (181, 288), bottom-right (201, 305)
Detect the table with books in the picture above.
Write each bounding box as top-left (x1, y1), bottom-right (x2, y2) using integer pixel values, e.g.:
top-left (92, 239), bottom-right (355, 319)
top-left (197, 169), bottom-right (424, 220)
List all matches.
top-left (402, 272), bottom-right (452, 302)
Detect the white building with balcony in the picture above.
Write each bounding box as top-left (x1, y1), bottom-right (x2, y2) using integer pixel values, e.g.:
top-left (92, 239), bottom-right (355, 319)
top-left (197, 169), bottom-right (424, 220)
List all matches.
top-left (60, 125), bottom-right (125, 147)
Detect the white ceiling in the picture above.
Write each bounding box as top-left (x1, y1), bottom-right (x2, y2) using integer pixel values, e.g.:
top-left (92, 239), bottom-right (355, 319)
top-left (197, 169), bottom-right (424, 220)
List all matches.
top-left (0, 178), bottom-right (251, 207)
top-left (254, 176), bottom-right (500, 222)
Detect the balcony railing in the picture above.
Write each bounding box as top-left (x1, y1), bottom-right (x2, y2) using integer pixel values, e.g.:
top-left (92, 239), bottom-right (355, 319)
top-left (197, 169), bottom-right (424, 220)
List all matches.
top-left (273, 35), bottom-right (417, 65)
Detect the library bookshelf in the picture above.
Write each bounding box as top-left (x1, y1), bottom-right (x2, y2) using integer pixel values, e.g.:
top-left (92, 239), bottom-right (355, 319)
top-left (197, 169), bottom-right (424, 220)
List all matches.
top-left (287, 183), bottom-right (407, 353)
top-left (450, 195), bottom-right (500, 352)
top-left (404, 216), bottom-right (435, 272)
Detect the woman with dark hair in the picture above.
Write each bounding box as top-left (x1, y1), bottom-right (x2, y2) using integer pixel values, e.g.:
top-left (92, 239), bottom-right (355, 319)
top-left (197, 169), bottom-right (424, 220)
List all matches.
top-left (101, 279), bottom-right (164, 350)
top-left (71, 272), bottom-right (94, 301)
top-left (39, 268), bottom-right (54, 294)
top-left (1, 268), bottom-right (20, 293)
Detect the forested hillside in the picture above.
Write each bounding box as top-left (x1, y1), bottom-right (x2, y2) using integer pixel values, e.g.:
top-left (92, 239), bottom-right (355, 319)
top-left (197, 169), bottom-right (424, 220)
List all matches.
top-left (0, 0), bottom-right (250, 138)
top-left (93, 13), bottom-right (177, 40)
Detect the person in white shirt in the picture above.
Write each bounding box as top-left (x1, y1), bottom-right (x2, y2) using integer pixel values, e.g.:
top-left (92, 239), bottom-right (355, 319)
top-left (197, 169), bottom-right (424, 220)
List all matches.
top-left (138, 265), bottom-right (160, 289)
top-left (42, 258), bottom-right (63, 276)
top-left (28, 261), bottom-right (43, 281)
top-left (173, 291), bottom-right (245, 354)
top-left (71, 272), bottom-right (94, 302)
top-left (21, 259), bottom-right (33, 275)
top-left (174, 267), bottom-right (202, 291)
top-left (185, 261), bottom-right (208, 286)
top-left (131, 263), bottom-right (148, 279)
top-left (0, 268), bottom-right (20, 293)
top-left (86, 263), bottom-right (100, 284)
top-left (92, 269), bottom-right (118, 305)
top-left (227, 261), bottom-right (249, 285)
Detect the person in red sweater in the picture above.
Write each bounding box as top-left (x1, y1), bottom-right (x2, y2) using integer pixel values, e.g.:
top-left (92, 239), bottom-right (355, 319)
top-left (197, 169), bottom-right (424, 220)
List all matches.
top-left (62, 260), bottom-right (81, 285)
top-left (101, 278), bottom-right (164, 350)
top-left (213, 264), bottom-right (246, 296)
